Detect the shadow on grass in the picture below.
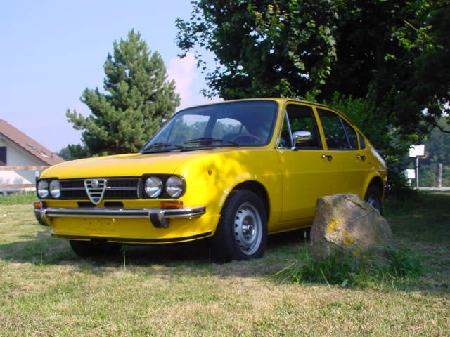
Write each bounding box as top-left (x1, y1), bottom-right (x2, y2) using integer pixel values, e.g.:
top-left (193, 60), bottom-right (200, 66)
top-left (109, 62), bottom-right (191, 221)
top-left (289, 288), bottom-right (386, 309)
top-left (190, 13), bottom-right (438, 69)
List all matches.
top-left (0, 225), bottom-right (308, 273)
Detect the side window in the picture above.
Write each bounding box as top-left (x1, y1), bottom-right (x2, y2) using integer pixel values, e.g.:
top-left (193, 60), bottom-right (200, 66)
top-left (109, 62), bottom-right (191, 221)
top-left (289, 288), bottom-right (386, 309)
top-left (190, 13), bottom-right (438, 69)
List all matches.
top-left (286, 104), bottom-right (322, 149)
top-left (359, 133), bottom-right (366, 149)
top-left (278, 113), bottom-right (292, 148)
top-left (0, 147), bottom-right (6, 165)
top-left (317, 109), bottom-right (351, 150)
top-left (341, 119), bottom-right (358, 149)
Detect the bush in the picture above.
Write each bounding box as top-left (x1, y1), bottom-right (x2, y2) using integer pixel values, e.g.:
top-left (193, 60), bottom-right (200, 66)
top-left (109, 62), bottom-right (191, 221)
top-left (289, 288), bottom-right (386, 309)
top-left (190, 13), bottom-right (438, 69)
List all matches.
top-left (276, 246), bottom-right (424, 288)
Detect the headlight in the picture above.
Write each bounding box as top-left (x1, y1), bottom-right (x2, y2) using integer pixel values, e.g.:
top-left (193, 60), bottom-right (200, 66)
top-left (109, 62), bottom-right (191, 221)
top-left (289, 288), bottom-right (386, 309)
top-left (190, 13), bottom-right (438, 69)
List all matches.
top-left (166, 176), bottom-right (184, 198)
top-left (37, 180), bottom-right (49, 198)
top-left (145, 177), bottom-right (163, 198)
top-left (49, 180), bottom-right (61, 198)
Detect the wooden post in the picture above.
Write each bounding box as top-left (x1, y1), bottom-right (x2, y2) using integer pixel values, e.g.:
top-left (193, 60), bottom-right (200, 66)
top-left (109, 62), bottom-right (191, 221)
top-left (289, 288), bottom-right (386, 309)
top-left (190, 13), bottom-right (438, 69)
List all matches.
top-left (438, 163), bottom-right (443, 188)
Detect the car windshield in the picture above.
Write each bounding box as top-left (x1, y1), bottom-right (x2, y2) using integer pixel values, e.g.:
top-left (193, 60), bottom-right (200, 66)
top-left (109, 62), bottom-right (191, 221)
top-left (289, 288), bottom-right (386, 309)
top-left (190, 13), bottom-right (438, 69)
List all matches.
top-left (141, 100), bottom-right (278, 153)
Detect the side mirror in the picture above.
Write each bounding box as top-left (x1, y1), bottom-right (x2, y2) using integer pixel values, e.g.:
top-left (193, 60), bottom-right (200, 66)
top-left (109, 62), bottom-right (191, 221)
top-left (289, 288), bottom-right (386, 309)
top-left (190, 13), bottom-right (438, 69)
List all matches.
top-left (292, 130), bottom-right (312, 146)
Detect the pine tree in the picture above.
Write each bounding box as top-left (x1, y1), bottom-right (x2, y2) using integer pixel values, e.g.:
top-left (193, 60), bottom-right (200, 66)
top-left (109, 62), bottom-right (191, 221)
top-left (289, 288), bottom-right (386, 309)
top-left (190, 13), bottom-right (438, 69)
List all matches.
top-left (67, 30), bottom-right (180, 155)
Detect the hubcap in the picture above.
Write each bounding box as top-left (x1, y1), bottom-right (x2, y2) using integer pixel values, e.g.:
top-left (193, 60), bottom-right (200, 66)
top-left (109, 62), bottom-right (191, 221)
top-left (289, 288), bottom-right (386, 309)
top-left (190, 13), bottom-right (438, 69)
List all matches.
top-left (233, 202), bottom-right (262, 256)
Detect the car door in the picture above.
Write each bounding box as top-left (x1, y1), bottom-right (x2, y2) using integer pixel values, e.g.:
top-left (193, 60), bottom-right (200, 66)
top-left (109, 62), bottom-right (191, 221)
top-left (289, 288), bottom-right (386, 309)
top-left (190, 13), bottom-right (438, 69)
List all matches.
top-left (315, 107), bottom-right (368, 197)
top-left (277, 103), bottom-right (336, 228)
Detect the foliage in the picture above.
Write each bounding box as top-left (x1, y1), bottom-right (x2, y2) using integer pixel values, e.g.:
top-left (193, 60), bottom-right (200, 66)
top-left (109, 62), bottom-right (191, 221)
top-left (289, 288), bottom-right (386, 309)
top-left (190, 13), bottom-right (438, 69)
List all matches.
top-left (58, 144), bottom-right (90, 160)
top-left (276, 246), bottom-right (424, 288)
top-left (424, 118), bottom-right (450, 165)
top-left (67, 30), bottom-right (180, 155)
top-left (176, 0), bottom-right (338, 99)
top-left (323, 0), bottom-right (449, 135)
top-left (414, 118), bottom-right (450, 186)
top-left (176, 1), bottom-right (450, 168)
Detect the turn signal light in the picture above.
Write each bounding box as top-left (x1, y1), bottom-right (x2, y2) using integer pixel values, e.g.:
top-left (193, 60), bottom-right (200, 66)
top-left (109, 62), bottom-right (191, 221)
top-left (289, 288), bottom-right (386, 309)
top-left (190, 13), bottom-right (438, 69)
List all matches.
top-left (160, 201), bottom-right (183, 209)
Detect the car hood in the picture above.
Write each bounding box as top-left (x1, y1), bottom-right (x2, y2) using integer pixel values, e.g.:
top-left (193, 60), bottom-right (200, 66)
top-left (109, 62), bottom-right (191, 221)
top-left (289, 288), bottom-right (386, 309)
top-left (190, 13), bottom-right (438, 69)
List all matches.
top-left (41, 149), bottom-right (236, 179)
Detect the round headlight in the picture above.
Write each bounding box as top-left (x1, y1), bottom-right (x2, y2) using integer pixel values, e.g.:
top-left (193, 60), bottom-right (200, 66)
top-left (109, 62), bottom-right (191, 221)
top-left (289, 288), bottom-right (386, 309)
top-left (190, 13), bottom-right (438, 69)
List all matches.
top-left (145, 177), bottom-right (163, 198)
top-left (49, 180), bottom-right (61, 198)
top-left (166, 176), bottom-right (184, 198)
top-left (37, 180), bottom-right (49, 198)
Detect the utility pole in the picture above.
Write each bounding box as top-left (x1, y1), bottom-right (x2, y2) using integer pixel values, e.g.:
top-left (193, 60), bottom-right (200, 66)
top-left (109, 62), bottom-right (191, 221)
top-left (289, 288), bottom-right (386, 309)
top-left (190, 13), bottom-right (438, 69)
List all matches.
top-left (416, 157), bottom-right (419, 188)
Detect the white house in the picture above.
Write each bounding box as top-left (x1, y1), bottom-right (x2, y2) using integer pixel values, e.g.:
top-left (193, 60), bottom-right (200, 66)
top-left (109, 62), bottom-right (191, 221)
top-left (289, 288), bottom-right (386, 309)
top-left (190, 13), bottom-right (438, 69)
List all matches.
top-left (0, 118), bottom-right (64, 193)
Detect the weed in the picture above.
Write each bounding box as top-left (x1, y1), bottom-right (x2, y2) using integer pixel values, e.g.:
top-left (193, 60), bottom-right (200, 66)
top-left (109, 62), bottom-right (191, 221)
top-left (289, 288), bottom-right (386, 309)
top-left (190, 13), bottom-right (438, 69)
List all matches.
top-left (276, 246), bottom-right (424, 289)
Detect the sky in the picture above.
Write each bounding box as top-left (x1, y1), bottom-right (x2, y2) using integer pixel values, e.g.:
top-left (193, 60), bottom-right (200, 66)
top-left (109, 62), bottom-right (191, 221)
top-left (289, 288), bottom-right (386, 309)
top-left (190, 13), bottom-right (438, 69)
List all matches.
top-left (0, 0), bottom-right (214, 152)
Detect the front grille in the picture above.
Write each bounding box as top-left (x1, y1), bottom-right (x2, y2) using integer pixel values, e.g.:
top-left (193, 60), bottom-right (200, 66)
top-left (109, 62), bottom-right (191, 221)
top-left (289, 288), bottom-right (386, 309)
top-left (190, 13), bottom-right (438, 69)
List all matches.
top-left (60, 178), bottom-right (140, 200)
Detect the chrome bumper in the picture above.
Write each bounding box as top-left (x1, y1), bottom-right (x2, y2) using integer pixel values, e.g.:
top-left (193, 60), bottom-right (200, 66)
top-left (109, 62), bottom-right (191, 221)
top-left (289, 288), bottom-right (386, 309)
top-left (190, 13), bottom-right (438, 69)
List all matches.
top-left (34, 206), bottom-right (206, 228)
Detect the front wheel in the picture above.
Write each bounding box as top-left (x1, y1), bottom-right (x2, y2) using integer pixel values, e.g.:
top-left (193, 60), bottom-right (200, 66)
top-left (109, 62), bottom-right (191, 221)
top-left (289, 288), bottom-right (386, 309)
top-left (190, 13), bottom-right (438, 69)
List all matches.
top-left (211, 190), bottom-right (267, 262)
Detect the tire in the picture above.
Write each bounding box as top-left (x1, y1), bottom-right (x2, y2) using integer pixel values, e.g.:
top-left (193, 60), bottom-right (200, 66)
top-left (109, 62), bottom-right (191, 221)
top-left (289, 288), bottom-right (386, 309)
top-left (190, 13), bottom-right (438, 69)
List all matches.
top-left (69, 240), bottom-right (122, 258)
top-left (211, 190), bottom-right (267, 262)
top-left (364, 185), bottom-right (383, 215)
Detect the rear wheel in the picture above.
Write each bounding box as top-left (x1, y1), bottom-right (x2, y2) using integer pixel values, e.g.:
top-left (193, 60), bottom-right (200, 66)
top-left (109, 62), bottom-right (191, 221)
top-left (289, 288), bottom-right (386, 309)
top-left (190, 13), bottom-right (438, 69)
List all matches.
top-left (211, 190), bottom-right (267, 262)
top-left (364, 184), bottom-right (383, 214)
top-left (69, 240), bottom-right (122, 258)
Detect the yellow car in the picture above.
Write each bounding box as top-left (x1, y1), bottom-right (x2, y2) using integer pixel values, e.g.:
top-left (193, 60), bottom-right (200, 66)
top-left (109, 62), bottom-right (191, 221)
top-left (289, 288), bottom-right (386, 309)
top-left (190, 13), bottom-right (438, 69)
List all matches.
top-left (34, 98), bottom-right (386, 261)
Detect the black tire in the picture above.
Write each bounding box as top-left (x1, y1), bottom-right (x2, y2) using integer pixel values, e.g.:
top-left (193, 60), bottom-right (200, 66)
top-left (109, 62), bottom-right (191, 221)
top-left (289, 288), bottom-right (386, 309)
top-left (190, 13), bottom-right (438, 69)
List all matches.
top-left (211, 190), bottom-right (267, 262)
top-left (364, 185), bottom-right (383, 215)
top-left (69, 240), bottom-right (122, 258)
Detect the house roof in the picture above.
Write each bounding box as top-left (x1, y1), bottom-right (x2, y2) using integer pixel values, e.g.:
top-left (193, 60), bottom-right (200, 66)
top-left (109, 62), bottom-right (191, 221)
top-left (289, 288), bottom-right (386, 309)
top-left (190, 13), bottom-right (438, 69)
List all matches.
top-left (0, 119), bottom-right (64, 166)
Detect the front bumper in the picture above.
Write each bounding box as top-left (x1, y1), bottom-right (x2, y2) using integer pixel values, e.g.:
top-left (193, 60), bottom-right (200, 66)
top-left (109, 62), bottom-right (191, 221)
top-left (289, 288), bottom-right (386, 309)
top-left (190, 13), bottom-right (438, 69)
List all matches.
top-left (34, 205), bottom-right (206, 228)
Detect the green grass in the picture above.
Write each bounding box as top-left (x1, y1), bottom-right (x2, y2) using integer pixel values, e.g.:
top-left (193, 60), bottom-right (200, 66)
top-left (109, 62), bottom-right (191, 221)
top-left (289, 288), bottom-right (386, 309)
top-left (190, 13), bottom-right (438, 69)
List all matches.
top-left (0, 192), bottom-right (37, 205)
top-left (0, 192), bottom-right (449, 336)
top-left (275, 246), bottom-right (425, 289)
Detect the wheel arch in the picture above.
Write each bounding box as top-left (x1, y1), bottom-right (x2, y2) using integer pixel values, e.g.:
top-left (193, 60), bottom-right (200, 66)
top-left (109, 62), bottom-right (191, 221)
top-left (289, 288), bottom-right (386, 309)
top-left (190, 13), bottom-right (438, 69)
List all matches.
top-left (365, 176), bottom-right (385, 199)
top-left (220, 180), bottom-right (270, 221)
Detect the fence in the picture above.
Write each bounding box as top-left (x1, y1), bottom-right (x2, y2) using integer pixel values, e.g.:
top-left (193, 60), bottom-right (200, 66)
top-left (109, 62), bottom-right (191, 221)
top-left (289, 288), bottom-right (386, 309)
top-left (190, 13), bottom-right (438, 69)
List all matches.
top-left (0, 166), bottom-right (48, 195)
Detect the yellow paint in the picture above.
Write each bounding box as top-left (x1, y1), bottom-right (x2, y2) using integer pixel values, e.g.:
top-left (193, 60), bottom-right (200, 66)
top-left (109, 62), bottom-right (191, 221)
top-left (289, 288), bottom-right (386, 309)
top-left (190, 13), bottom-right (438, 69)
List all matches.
top-left (39, 98), bottom-right (387, 242)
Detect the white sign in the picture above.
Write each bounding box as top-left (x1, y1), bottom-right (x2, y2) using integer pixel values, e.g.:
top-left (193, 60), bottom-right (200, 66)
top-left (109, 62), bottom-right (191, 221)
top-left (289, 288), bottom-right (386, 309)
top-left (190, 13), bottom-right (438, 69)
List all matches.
top-left (409, 144), bottom-right (425, 158)
top-left (404, 169), bottom-right (416, 179)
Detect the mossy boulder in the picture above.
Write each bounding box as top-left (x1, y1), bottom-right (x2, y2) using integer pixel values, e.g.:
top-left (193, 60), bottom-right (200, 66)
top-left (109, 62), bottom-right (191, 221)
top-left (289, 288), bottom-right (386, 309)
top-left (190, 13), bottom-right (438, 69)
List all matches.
top-left (310, 194), bottom-right (392, 257)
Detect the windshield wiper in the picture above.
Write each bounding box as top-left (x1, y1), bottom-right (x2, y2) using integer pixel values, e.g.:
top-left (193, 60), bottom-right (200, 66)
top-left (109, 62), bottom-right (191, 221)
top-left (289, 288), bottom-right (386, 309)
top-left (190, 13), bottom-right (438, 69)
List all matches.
top-left (141, 142), bottom-right (184, 153)
top-left (183, 137), bottom-right (239, 147)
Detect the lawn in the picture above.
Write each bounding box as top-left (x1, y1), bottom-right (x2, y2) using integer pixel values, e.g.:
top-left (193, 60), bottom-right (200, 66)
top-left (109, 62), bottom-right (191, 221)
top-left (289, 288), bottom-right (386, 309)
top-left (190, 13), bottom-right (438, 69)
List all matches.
top-left (0, 192), bottom-right (448, 337)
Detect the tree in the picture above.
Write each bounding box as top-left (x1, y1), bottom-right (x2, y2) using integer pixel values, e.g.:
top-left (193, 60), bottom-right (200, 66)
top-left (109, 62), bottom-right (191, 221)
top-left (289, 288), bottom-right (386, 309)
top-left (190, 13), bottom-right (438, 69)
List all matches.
top-left (67, 30), bottom-right (180, 155)
top-left (58, 144), bottom-right (90, 161)
top-left (176, 0), bottom-right (449, 134)
top-left (176, 0), bottom-right (337, 99)
top-left (176, 1), bottom-right (449, 191)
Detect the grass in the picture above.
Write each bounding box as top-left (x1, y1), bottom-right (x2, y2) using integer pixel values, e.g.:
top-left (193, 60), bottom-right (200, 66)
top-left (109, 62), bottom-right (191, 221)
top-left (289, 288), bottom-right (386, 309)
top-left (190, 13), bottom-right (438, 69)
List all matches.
top-left (275, 246), bottom-right (425, 289)
top-left (0, 192), bottom-right (449, 336)
top-left (0, 192), bottom-right (37, 205)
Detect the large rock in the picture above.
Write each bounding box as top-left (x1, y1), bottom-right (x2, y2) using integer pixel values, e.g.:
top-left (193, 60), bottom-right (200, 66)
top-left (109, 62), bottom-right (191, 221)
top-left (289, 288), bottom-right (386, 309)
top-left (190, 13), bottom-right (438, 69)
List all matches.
top-left (310, 194), bottom-right (392, 257)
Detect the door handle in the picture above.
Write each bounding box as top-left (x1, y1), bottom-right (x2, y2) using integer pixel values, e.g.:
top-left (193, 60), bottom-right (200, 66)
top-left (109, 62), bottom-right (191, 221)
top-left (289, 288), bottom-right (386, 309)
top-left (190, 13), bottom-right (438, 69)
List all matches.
top-left (321, 154), bottom-right (333, 161)
top-left (356, 155), bottom-right (366, 161)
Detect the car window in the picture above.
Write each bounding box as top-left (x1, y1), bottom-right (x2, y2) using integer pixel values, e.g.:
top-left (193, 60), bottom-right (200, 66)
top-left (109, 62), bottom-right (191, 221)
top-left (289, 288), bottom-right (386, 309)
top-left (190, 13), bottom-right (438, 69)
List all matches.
top-left (341, 118), bottom-right (358, 150)
top-left (359, 132), bottom-right (366, 149)
top-left (286, 104), bottom-right (322, 149)
top-left (211, 118), bottom-right (248, 140)
top-left (165, 114), bottom-right (210, 145)
top-left (143, 100), bottom-right (278, 152)
top-left (278, 114), bottom-right (292, 148)
top-left (317, 108), bottom-right (352, 150)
